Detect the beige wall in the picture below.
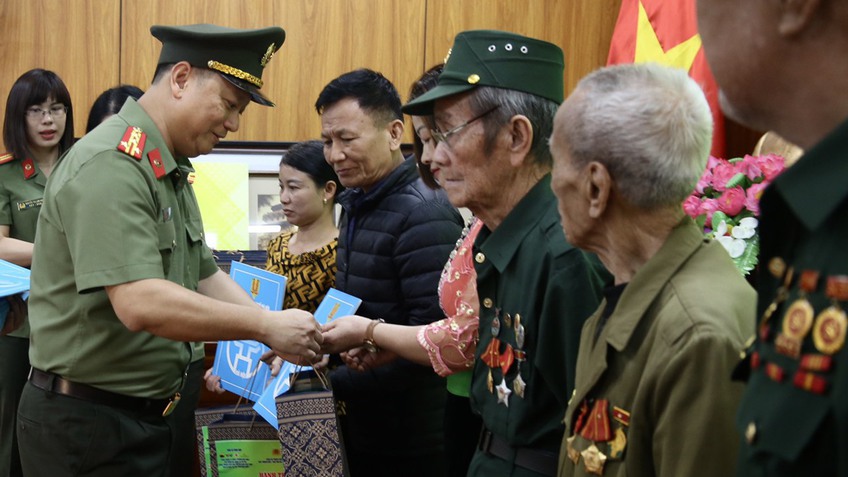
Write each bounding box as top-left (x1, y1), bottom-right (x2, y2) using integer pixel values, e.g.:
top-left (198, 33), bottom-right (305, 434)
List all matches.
top-left (0, 0), bottom-right (622, 143)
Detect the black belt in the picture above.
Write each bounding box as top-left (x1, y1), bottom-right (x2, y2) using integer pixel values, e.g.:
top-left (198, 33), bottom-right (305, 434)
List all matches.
top-left (478, 428), bottom-right (558, 476)
top-left (29, 368), bottom-right (172, 416)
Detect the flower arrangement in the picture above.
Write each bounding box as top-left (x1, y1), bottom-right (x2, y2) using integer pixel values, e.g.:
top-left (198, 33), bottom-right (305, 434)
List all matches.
top-left (683, 154), bottom-right (787, 275)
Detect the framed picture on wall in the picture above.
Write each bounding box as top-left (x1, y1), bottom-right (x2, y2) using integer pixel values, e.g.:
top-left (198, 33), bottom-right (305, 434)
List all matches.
top-left (248, 174), bottom-right (290, 250)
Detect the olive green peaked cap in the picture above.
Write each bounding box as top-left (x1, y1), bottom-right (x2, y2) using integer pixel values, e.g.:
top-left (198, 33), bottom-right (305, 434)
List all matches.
top-left (402, 30), bottom-right (565, 115)
top-left (151, 24), bottom-right (285, 107)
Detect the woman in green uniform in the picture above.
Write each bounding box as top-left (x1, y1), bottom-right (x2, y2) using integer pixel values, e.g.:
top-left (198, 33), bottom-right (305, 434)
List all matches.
top-left (0, 68), bottom-right (75, 477)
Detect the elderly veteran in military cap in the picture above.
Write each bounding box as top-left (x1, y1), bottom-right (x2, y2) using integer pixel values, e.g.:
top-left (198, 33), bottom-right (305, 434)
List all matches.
top-left (550, 63), bottom-right (755, 477)
top-left (403, 30), bottom-right (609, 477)
top-left (17, 24), bottom-right (322, 477)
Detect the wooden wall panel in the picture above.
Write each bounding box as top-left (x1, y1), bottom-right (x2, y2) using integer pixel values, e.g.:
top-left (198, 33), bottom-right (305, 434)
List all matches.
top-left (423, 0), bottom-right (621, 98)
top-left (121, 0), bottom-right (426, 143)
top-left (0, 0), bottom-right (121, 140)
top-left (561, 0), bottom-right (622, 95)
top-left (0, 0), bottom-right (758, 152)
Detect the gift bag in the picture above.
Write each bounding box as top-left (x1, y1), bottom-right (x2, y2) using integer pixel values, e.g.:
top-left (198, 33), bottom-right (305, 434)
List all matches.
top-left (196, 406), bottom-right (283, 477)
top-left (276, 375), bottom-right (346, 477)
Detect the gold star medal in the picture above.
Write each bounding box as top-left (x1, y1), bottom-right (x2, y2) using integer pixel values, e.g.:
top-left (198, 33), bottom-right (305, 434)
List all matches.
top-left (566, 435), bottom-right (580, 464)
top-left (512, 373), bottom-right (526, 398)
top-left (512, 314), bottom-right (527, 398)
top-left (581, 444), bottom-right (607, 475)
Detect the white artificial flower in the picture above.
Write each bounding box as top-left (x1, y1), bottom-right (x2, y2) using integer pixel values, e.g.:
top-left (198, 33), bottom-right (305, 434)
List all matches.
top-left (731, 217), bottom-right (758, 240)
top-left (717, 235), bottom-right (747, 258)
top-left (714, 220), bottom-right (729, 237)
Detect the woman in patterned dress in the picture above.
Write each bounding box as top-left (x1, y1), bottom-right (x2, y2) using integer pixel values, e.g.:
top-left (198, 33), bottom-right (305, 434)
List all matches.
top-left (205, 140), bottom-right (342, 393)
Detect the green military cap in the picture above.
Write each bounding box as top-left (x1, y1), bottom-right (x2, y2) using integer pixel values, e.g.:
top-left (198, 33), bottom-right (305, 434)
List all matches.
top-left (402, 30), bottom-right (565, 115)
top-left (151, 23), bottom-right (285, 107)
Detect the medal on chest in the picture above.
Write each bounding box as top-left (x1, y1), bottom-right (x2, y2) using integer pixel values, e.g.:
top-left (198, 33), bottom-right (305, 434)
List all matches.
top-left (482, 308), bottom-right (529, 406)
top-left (775, 269), bottom-right (817, 358)
top-left (566, 399), bottom-right (631, 475)
top-left (812, 275), bottom-right (848, 355)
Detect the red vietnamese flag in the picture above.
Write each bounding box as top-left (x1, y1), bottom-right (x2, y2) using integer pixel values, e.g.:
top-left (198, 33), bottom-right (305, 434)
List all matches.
top-left (607, 0), bottom-right (725, 157)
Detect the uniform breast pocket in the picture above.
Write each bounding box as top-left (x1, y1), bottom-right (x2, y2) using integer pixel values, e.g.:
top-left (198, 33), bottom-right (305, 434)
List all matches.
top-left (185, 219), bottom-right (204, 247)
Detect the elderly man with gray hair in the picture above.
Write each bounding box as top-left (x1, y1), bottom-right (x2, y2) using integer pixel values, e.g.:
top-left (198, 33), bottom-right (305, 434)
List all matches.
top-left (550, 62), bottom-right (756, 477)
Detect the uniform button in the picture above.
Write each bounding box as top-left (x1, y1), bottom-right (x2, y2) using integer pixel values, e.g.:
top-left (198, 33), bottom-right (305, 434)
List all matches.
top-left (483, 298), bottom-right (493, 308)
top-left (475, 253), bottom-right (485, 263)
top-left (172, 240), bottom-right (177, 248)
top-left (745, 421), bottom-right (757, 445)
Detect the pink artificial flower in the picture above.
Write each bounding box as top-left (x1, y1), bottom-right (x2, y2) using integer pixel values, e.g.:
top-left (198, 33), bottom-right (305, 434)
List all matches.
top-left (700, 197), bottom-right (721, 224)
top-left (756, 154), bottom-right (787, 181)
top-left (711, 158), bottom-right (740, 192)
top-left (738, 154), bottom-right (764, 181)
top-left (745, 182), bottom-right (769, 215)
top-left (718, 187), bottom-right (746, 216)
top-left (683, 195), bottom-right (702, 218)
top-left (706, 155), bottom-right (722, 171)
top-left (694, 170), bottom-right (712, 195)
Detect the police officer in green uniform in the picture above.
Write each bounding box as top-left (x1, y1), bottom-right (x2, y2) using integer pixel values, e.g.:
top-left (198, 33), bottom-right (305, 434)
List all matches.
top-left (403, 30), bottom-right (608, 477)
top-left (17, 24), bottom-right (323, 477)
top-left (0, 68), bottom-right (75, 477)
top-left (696, 1), bottom-right (848, 475)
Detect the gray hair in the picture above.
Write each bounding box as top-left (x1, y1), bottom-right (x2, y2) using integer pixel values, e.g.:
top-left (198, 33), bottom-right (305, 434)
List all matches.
top-left (559, 63), bottom-right (712, 208)
top-left (469, 86), bottom-right (559, 167)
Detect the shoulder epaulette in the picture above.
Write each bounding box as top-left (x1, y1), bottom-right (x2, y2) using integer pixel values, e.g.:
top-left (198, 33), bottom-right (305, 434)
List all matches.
top-left (0, 153), bottom-right (14, 165)
top-left (116, 126), bottom-right (146, 161)
top-left (147, 149), bottom-right (167, 180)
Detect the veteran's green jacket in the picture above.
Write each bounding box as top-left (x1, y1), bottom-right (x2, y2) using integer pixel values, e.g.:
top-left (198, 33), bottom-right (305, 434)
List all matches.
top-left (560, 218), bottom-right (755, 477)
top-left (735, 117), bottom-right (848, 476)
top-left (468, 176), bottom-right (608, 476)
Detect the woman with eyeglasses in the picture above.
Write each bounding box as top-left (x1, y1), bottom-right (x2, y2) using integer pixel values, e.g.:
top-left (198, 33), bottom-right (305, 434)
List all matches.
top-left (0, 68), bottom-right (74, 476)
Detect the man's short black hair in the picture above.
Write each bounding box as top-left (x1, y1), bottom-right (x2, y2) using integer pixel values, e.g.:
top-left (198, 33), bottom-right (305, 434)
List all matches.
top-left (315, 68), bottom-right (402, 125)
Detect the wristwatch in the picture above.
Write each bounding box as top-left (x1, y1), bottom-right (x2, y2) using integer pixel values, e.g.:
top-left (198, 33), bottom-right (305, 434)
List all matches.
top-left (363, 319), bottom-right (384, 353)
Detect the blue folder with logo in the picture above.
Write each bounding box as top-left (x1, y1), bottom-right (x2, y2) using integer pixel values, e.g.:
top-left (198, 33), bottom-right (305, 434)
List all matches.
top-left (0, 259), bottom-right (31, 331)
top-left (253, 288), bottom-right (362, 427)
top-left (212, 261), bottom-right (286, 401)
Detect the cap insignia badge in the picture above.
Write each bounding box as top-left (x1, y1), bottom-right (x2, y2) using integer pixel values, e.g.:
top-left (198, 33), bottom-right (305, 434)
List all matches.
top-left (261, 43), bottom-right (276, 67)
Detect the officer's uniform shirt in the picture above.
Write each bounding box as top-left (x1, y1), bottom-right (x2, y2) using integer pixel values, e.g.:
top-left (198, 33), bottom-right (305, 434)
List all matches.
top-left (28, 99), bottom-right (218, 399)
top-left (468, 175), bottom-right (608, 476)
top-left (736, 117), bottom-right (848, 476)
top-left (0, 155), bottom-right (47, 337)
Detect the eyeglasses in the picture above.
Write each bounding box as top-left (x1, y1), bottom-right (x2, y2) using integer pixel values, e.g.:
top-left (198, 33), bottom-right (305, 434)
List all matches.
top-left (25, 105), bottom-right (67, 120)
top-left (431, 105), bottom-right (499, 146)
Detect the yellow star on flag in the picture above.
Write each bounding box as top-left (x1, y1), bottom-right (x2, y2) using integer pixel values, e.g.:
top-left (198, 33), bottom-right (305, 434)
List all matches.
top-left (633, 0), bottom-right (701, 72)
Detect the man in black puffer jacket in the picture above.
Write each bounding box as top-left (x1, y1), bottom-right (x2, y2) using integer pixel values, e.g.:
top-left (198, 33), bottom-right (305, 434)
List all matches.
top-left (316, 68), bottom-right (464, 477)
